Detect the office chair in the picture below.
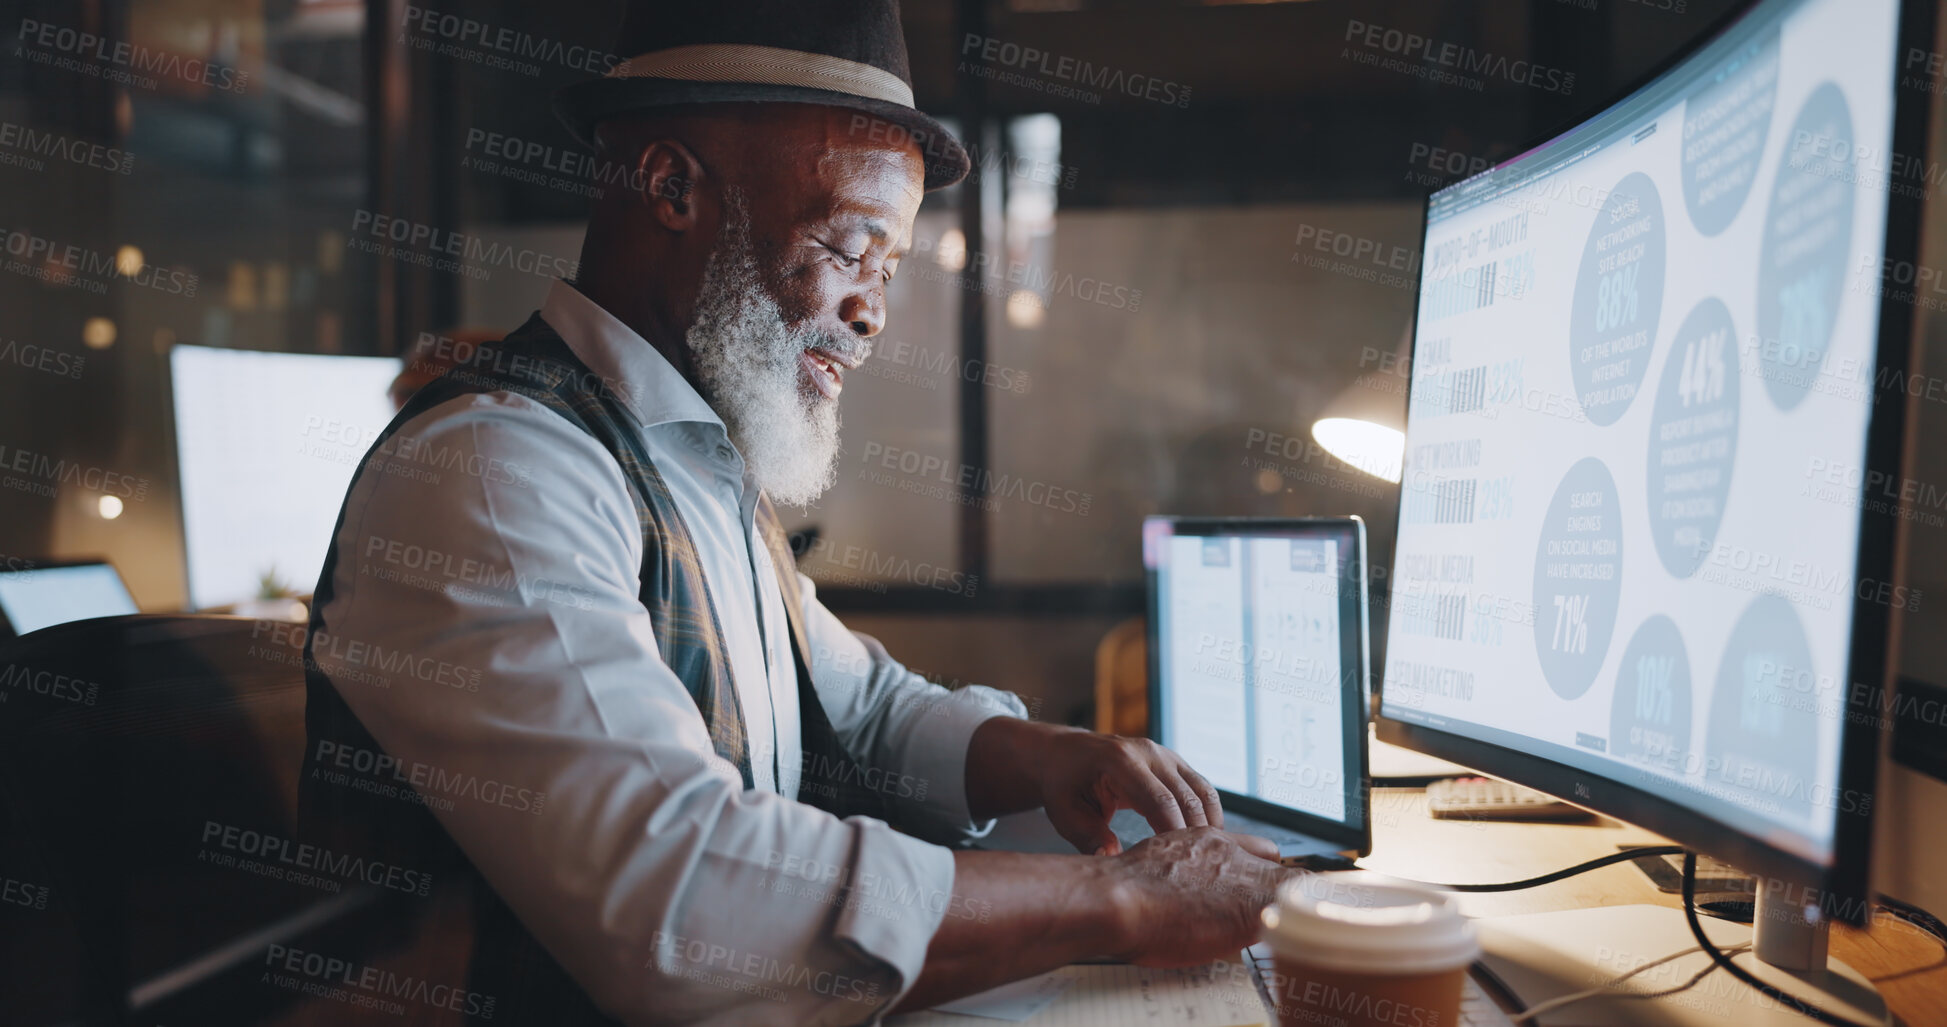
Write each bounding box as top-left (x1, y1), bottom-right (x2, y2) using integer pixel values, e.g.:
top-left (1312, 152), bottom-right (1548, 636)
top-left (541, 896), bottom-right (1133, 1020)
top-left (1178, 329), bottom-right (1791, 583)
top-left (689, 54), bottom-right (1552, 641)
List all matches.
top-left (0, 614), bottom-right (440, 1025)
top-left (1093, 617), bottom-right (1149, 737)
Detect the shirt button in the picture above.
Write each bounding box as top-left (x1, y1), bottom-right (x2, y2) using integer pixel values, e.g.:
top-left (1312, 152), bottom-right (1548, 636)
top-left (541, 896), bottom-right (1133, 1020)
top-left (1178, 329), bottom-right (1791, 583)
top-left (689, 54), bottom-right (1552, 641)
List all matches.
top-left (715, 443), bottom-right (734, 462)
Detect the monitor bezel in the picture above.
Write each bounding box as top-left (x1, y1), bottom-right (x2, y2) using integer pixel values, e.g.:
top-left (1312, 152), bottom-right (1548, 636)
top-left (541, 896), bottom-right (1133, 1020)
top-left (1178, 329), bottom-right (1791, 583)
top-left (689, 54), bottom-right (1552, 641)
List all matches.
top-left (1377, 0), bottom-right (1933, 922)
top-left (1144, 515), bottom-right (1372, 856)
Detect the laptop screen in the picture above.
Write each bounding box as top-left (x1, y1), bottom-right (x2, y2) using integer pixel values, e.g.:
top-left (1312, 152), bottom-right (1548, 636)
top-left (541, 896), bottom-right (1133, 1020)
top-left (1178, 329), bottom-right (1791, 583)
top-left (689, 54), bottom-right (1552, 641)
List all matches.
top-left (1143, 518), bottom-right (1368, 835)
top-left (0, 562), bottom-right (139, 637)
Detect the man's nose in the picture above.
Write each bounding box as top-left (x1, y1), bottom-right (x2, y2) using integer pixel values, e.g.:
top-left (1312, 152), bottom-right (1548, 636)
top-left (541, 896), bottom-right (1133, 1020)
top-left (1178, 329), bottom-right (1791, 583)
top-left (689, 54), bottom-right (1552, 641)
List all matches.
top-left (838, 288), bottom-right (885, 338)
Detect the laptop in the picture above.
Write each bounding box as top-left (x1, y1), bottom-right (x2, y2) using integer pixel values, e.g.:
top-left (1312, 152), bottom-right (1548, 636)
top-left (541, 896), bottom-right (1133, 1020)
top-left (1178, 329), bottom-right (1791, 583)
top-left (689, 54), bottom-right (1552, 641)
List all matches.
top-left (0, 558), bottom-right (140, 640)
top-left (984, 517), bottom-right (1371, 860)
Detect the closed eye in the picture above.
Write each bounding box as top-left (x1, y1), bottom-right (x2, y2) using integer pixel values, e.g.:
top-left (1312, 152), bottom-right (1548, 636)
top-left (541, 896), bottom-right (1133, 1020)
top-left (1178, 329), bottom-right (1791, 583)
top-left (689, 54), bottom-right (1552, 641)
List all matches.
top-left (823, 243), bottom-right (862, 268)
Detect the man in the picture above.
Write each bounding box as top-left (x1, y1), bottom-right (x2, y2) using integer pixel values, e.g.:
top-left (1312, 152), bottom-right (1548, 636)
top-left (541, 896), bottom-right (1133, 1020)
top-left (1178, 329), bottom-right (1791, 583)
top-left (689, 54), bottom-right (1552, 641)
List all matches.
top-left (302, 3), bottom-right (1291, 1023)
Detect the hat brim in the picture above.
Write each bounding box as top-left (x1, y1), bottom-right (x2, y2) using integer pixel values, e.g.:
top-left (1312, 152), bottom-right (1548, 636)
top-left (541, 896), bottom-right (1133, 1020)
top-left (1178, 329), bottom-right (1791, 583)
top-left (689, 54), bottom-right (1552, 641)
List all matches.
top-left (553, 78), bottom-right (970, 191)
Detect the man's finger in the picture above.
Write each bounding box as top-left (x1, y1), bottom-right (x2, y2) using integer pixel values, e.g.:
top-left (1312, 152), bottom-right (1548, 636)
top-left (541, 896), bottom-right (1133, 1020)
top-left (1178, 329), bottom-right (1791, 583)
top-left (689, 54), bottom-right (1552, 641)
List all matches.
top-left (1116, 767), bottom-right (1188, 834)
top-left (1051, 800), bottom-right (1123, 856)
top-left (1226, 830), bottom-right (1280, 861)
top-left (1180, 764), bottom-right (1224, 829)
top-left (1159, 765), bottom-right (1211, 828)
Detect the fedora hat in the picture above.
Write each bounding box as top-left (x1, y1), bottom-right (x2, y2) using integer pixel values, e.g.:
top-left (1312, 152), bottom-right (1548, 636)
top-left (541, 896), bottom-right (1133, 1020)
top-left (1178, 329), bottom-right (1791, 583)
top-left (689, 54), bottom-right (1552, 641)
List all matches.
top-left (553, 0), bottom-right (971, 190)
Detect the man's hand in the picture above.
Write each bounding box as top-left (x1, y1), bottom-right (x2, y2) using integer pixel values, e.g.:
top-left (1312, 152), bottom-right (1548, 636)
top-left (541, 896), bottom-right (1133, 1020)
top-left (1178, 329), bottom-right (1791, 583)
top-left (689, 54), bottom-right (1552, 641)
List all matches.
top-left (896, 828), bottom-right (1292, 1012)
top-left (965, 718), bottom-right (1227, 855)
top-left (1107, 827), bottom-right (1289, 966)
top-left (1038, 730), bottom-right (1227, 855)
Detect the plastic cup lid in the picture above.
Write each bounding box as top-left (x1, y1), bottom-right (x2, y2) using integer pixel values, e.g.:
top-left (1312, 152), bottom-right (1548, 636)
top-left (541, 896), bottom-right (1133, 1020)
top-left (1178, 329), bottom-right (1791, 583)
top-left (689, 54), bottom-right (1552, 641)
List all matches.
top-left (1260, 871), bottom-right (1479, 974)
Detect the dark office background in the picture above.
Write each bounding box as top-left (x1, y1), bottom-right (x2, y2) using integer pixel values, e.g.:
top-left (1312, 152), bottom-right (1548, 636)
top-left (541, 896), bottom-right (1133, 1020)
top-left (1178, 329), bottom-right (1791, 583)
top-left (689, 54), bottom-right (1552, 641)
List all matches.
top-left (5, 0), bottom-right (1947, 729)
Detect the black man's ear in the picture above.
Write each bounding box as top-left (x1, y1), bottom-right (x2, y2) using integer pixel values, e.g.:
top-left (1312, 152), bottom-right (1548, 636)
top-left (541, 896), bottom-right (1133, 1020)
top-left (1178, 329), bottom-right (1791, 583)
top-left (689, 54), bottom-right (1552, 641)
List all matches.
top-left (638, 140), bottom-right (703, 232)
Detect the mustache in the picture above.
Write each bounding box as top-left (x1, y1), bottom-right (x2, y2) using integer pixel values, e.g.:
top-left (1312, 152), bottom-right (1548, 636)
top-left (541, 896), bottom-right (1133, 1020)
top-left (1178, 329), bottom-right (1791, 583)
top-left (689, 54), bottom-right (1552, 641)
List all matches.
top-left (799, 331), bottom-right (872, 367)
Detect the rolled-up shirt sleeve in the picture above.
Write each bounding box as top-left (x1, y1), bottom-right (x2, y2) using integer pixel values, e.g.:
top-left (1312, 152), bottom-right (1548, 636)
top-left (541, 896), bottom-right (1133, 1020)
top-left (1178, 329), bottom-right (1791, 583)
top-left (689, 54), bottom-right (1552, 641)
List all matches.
top-left (315, 392), bottom-right (957, 1026)
top-left (798, 585), bottom-right (1027, 844)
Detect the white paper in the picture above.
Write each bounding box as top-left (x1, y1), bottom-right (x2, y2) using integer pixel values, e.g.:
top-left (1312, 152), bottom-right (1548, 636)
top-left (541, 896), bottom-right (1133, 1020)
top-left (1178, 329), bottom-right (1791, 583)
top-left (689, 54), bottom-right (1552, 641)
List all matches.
top-left (932, 971), bottom-right (1075, 1021)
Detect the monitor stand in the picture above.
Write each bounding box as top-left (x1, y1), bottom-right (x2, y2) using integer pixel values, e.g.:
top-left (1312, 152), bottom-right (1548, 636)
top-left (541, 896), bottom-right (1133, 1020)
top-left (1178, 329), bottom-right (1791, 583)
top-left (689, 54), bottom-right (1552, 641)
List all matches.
top-left (1476, 888), bottom-right (1887, 1025)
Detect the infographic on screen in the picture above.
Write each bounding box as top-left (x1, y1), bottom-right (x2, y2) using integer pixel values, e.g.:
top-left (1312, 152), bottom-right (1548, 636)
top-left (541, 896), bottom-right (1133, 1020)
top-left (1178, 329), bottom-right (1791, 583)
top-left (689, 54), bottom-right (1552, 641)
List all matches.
top-left (1155, 532), bottom-right (1350, 823)
top-left (1382, 0), bottom-right (1898, 858)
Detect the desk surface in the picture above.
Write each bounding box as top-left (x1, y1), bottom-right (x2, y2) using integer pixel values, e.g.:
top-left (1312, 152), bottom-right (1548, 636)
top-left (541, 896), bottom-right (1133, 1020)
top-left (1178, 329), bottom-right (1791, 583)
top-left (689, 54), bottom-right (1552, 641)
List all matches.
top-left (1359, 786), bottom-right (1947, 1025)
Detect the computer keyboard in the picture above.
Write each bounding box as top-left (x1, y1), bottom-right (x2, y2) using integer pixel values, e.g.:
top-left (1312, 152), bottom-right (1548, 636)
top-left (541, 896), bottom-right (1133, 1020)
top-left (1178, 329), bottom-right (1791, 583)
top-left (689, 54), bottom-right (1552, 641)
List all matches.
top-left (1426, 776), bottom-right (1593, 822)
top-left (1245, 944), bottom-right (1517, 1027)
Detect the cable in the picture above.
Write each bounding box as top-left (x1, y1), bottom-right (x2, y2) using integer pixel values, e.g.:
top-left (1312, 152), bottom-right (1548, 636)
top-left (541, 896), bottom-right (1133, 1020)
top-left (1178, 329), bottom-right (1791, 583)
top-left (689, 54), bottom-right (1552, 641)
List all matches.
top-left (1509, 941), bottom-right (1751, 1023)
top-left (1875, 893), bottom-right (1947, 954)
top-left (1368, 845), bottom-right (1685, 893)
top-left (1680, 852), bottom-right (1887, 1027)
top-left (1352, 846), bottom-right (1927, 1022)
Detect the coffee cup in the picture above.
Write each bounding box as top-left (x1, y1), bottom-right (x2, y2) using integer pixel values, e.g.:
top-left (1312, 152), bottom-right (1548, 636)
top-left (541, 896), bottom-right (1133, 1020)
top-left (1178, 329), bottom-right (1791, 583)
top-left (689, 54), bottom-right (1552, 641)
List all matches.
top-left (1259, 871), bottom-right (1479, 1027)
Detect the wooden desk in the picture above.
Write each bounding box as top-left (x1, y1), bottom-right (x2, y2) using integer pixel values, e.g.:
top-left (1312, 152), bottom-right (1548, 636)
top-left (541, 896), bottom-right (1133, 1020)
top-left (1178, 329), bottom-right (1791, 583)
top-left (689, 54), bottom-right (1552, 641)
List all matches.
top-left (1358, 787), bottom-right (1947, 1024)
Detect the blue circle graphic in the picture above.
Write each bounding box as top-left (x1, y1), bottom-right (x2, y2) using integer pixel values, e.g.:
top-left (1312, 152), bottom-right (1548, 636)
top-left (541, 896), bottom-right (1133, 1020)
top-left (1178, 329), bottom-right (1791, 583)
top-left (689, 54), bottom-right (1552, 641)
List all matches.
top-left (1702, 594), bottom-right (1822, 826)
top-left (1570, 173), bottom-right (1668, 425)
top-left (1646, 298), bottom-right (1743, 578)
top-left (1531, 458), bottom-right (1625, 700)
top-left (1754, 83), bottom-right (1857, 411)
top-left (1681, 34), bottom-right (1781, 237)
top-left (1609, 615), bottom-right (1694, 775)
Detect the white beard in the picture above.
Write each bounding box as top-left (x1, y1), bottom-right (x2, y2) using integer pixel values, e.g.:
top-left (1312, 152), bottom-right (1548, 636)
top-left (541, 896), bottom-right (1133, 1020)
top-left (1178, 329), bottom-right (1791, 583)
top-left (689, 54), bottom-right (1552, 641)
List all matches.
top-left (685, 193), bottom-right (863, 508)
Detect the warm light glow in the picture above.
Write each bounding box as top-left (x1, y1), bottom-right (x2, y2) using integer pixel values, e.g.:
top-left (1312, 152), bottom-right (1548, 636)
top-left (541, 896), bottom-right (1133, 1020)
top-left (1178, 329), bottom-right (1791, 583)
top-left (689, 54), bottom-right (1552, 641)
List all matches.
top-left (1005, 290), bottom-right (1046, 329)
top-left (936, 228), bottom-right (967, 271)
top-left (230, 261), bottom-right (258, 311)
top-left (319, 230), bottom-right (344, 274)
top-left (115, 245), bottom-right (145, 276)
top-left (1311, 417), bottom-right (1404, 483)
top-left (263, 261), bottom-right (291, 312)
top-left (82, 317), bottom-right (117, 349)
top-left (97, 494), bottom-right (124, 519)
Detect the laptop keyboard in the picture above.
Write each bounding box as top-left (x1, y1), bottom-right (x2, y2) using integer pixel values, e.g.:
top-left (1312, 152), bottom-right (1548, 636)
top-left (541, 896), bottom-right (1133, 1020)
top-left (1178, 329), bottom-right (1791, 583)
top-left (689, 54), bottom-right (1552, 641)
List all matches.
top-left (1244, 944), bottom-right (1517, 1026)
top-left (1109, 807), bottom-right (1315, 849)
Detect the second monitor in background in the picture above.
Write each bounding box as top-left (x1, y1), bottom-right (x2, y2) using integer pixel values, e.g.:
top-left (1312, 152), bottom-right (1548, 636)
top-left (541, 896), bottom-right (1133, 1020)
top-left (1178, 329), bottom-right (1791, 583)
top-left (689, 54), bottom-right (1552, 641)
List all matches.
top-left (170, 345), bottom-right (402, 611)
top-left (0, 559), bottom-right (139, 640)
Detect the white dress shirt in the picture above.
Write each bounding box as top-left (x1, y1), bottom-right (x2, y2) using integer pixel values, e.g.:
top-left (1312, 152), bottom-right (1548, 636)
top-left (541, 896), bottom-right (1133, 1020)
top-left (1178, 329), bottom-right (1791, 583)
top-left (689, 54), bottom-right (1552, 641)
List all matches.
top-left (314, 280), bottom-right (1025, 1025)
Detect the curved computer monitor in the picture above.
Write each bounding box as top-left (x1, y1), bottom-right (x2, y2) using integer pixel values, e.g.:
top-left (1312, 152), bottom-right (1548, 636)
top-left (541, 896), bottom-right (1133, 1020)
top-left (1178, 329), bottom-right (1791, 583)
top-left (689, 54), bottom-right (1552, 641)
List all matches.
top-left (1377, 0), bottom-right (1931, 925)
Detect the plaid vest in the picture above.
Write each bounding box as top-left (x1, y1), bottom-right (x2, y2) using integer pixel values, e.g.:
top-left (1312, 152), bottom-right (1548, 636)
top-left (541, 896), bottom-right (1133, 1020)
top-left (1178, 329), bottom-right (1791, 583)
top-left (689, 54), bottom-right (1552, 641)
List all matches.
top-left (300, 312), bottom-right (887, 1024)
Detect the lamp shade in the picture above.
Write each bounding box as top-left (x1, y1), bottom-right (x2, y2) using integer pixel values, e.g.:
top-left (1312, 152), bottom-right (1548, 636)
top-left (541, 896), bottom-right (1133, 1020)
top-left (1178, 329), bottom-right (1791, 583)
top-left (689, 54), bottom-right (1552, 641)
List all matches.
top-left (1311, 417), bottom-right (1404, 484)
top-left (1310, 325), bottom-right (1411, 484)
